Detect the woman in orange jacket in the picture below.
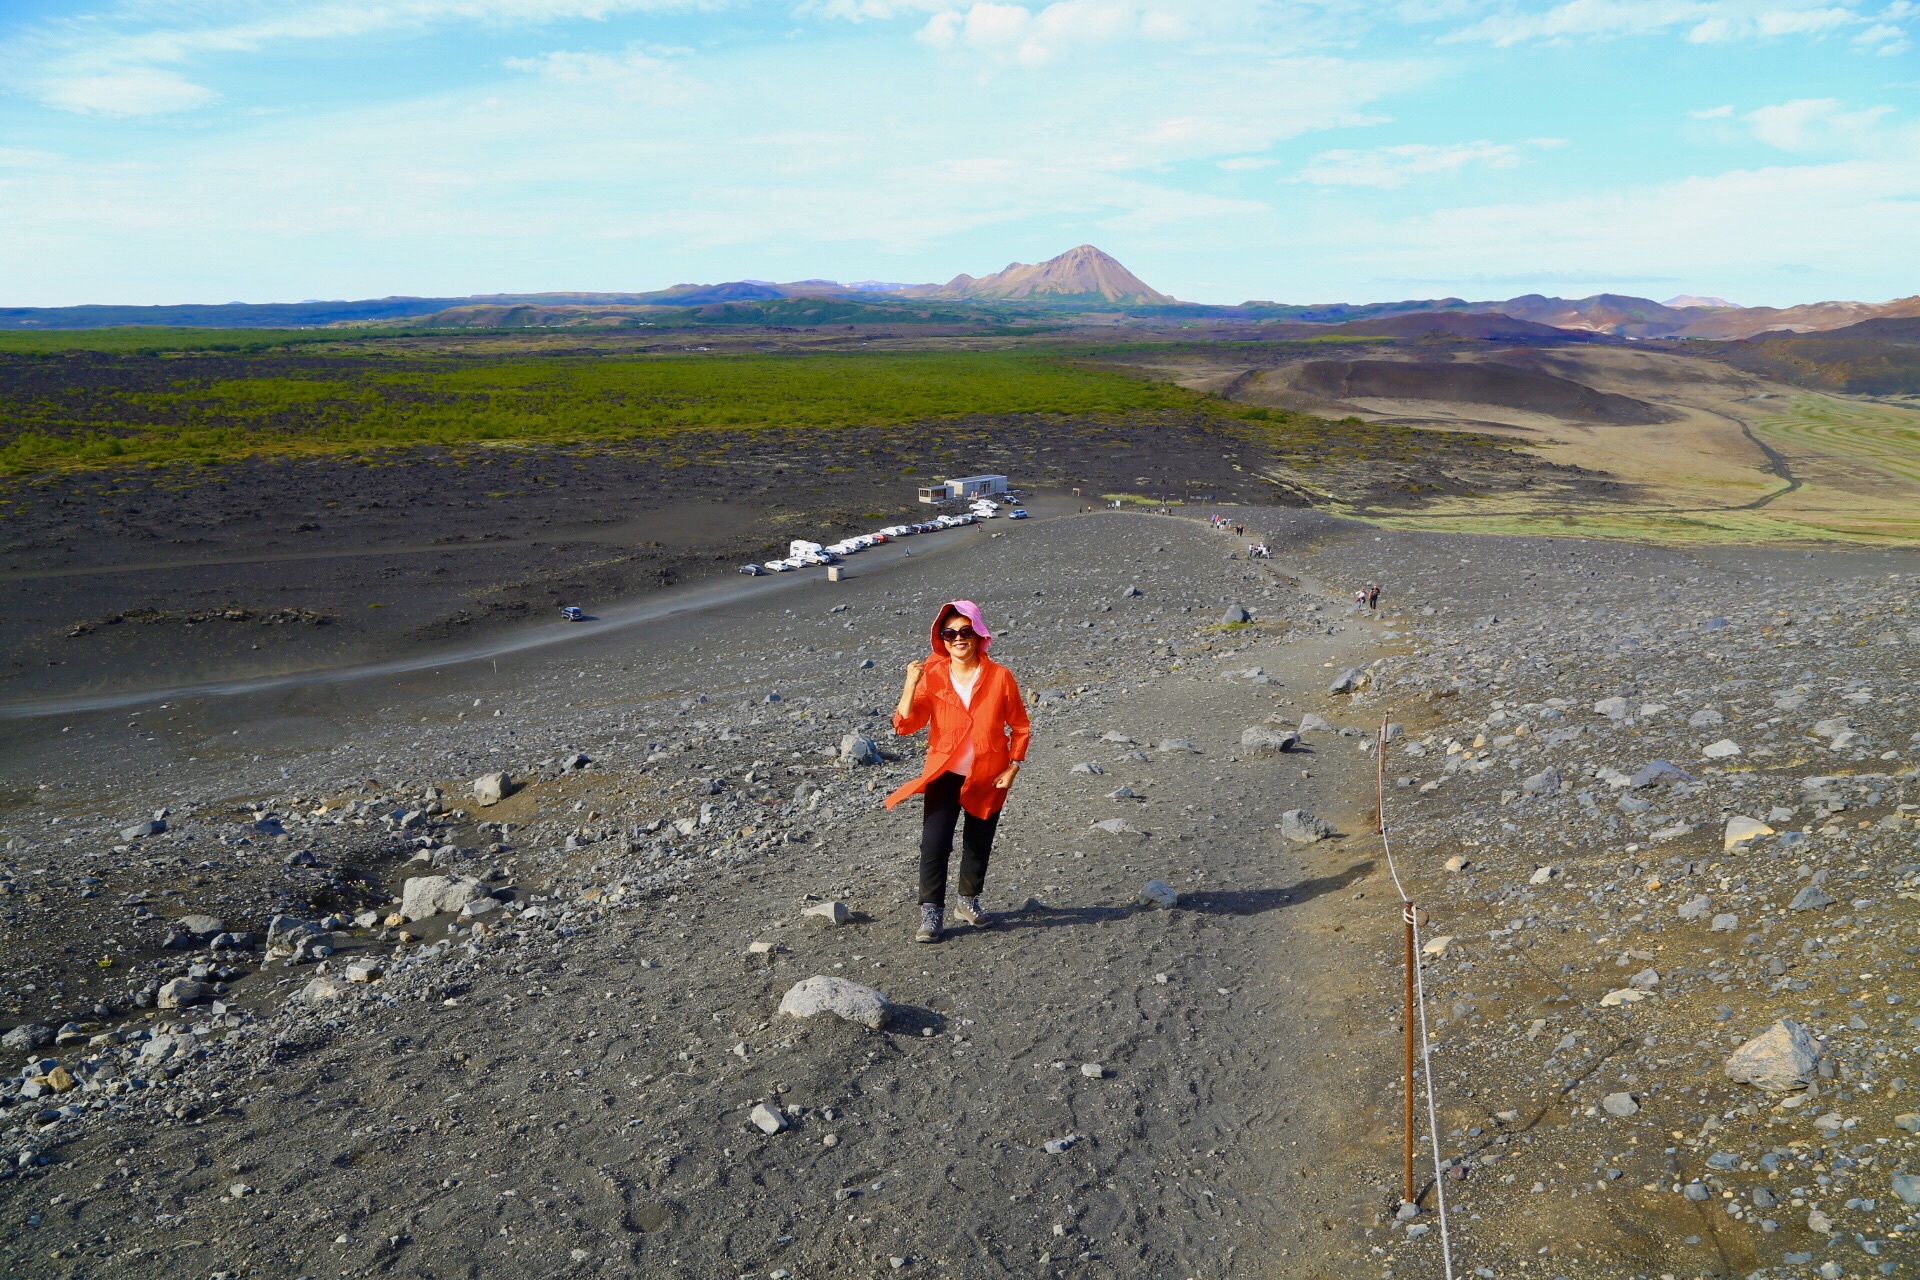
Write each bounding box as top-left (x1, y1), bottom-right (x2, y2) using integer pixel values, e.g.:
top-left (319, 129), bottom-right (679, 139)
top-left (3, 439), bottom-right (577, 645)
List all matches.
top-left (885, 600), bottom-right (1031, 943)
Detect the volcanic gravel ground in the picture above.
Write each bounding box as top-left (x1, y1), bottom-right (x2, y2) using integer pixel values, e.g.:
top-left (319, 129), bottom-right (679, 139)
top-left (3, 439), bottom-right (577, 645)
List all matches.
top-left (6, 506), bottom-right (1917, 1280)
top-left (0, 510), bottom-right (1437, 1280)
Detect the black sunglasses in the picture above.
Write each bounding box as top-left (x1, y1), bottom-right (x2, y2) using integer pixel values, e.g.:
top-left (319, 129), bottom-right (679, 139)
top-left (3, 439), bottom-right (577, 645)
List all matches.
top-left (939, 627), bottom-right (977, 642)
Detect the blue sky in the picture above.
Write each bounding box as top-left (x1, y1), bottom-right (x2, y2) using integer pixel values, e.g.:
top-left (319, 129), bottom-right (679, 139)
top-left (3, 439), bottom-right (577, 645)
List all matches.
top-left (1, 0), bottom-right (1915, 308)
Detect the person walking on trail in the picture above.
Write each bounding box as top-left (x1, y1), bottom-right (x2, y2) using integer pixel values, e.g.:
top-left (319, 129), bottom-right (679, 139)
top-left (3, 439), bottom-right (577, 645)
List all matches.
top-left (1367, 582), bottom-right (1381, 611)
top-left (886, 601), bottom-right (1030, 944)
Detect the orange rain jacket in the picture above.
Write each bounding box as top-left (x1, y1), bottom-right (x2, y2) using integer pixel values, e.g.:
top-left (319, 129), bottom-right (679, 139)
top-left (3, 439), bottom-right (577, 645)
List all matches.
top-left (885, 646), bottom-right (1031, 821)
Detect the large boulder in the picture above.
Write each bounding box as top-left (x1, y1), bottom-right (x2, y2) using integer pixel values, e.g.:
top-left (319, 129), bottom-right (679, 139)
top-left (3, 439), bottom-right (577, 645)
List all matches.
top-left (778, 976), bottom-right (888, 1030)
top-left (1138, 880), bottom-right (1179, 909)
top-left (1278, 809), bottom-right (1335, 844)
top-left (2, 1023), bottom-right (52, 1052)
top-left (1241, 726), bottom-right (1298, 756)
top-left (473, 772), bottom-right (511, 807)
top-left (1724, 1019), bottom-right (1819, 1092)
top-left (839, 733), bottom-right (880, 766)
top-left (157, 978), bottom-right (214, 1009)
top-left (1221, 605), bottom-right (1251, 625)
top-left (1328, 668), bottom-right (1363, 694)
top-left (400, 875), bottom-right (488, 922)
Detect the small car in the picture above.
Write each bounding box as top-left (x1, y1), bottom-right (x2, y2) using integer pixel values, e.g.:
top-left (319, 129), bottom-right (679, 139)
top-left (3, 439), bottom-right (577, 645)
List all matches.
top-left (763, 559), bottom-right (791, 572)
top-left (560, 606), bottom-right (586, 621)
top-left (1008, 508), bottom-right (1029, 519)
top-left (739, 563), bottom-right (766, 575)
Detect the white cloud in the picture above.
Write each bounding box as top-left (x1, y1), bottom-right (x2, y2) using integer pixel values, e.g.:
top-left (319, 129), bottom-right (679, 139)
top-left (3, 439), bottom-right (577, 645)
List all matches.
top-left (38, 68), bottom-right (219, 116)
top-left (1300, 139), bottom-right (1523, 187)
top-left (1745, 96), bottom-right (1895, 150)
top-left (1217, 155), bottom-right (1282, 169)
top-left (505, 43), bottom-right (683, 81)
top-left (1692, 103), bottom-right (1736, 117)
top-left (1448, 0), bottom-right (1883, 46)
top-left (916, 1), bottom-right (1220, 64)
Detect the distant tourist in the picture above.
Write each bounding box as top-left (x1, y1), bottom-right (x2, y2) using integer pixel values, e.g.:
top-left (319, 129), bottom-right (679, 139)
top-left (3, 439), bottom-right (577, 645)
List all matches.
top-left (886, 602), bottom-right (1030, 944)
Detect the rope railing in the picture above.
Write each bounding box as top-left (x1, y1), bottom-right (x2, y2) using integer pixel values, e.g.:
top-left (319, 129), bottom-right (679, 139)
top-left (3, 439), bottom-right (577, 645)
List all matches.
top-left (1376, 713), bottom-right (1455, 1279)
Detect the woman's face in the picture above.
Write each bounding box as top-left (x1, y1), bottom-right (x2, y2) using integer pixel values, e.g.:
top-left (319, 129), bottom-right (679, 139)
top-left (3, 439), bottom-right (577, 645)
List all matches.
top-left (940, 616), bottom-right (979, 661)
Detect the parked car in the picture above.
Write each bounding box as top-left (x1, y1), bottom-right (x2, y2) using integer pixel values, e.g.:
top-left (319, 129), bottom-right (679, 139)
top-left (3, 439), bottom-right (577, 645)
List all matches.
top-left (764, 559), bottom-right (792, 572)
top-left (739, 564), bottom-right (766, 575)
top-left (1008, 508), bottom-right (1029, 519)
top-left (560, 606), bottom-right (586, 621)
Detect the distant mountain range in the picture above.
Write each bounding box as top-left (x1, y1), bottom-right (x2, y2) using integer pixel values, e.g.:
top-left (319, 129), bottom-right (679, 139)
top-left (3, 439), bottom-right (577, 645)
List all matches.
top-left (2, 245), bottom-right (1914, 341)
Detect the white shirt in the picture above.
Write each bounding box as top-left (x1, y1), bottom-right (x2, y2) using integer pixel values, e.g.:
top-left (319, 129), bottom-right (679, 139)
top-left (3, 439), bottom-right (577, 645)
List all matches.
top-left (949, 664), bottom-right (978, 777)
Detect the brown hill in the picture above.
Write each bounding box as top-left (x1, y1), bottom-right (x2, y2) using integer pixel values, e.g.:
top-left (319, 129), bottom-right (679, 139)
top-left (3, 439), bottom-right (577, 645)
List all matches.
top-left (912, 245), bottom-right (1174, 305)
top-left (1290, 358), bottom-right (1672, 424)
top-left (1327, 311), bottom-right (1607, 344)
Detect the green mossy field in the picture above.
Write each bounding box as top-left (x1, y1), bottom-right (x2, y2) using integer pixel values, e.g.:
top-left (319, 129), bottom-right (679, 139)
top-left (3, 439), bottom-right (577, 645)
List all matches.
top-left (0, 343), bottom-right (1420, 475)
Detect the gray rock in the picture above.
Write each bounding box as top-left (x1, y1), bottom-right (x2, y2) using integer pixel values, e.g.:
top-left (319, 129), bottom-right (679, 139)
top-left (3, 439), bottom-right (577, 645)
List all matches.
top-left (560, 752), bottom-right (592, 772)
top-left (1593, 696), bottom-right (1632, 719)
top-left (839, 733), bottom-right (880, 766)
top-left (1892, 1173), bottom-right (1920, 1207)
top-left (1725, 1019), bottom-right (1820, 1092)
top-left (1070, 762), bottom-right (1105, 775)
top-left (299, 976), bottom-right (351, 1005)
top-left (156, 978), bottom-right (213, 1009)
top-left (1710, 913), bottom-right (1739, 933)
top-left (400, 875), bottom-right (487, 922)
top-left (1687, 708), bottom-right (1724, 727)
top-left (778, 976), bottom-right (888, 1030)
top-left (1682, 1183), bottom-right (1710, 1201)
top-left (803, 901), bottom-right (850, 926)
top-left (120, 819), bottom-right (165, 841)
top-left (1279, 809), bottom-right (1335, 844)
top-left (1042, 1134), bottom-right (1080, 1155)
top-left (1601, 1092), bottom-right (1639, 1117)
top-left (1156, 738), bottom-right (1200, 753)
top-left (1091, 817), bottom-right (1143, 836)
top-left (473, 772), bottom-right (511, 807)
top-left (2, 1023), bottom-right (52, 1051)
top-left (138, 1031), bottom-right (199, 1063)
top-left (1789, 885), bottom-right (1837, 912)
top-left (1678, 895), bottom-right (1712, 921)
top-left (1100, 730), bottom-right (1135, 743)
top-left (1107, 785), bottom-right (1137, 799)
top-left (175, 914), bottom-right (224, 937)
top-left (1297, 713), bottom-right (1332, 732)
top-left (265, 915), bottom-right (321, 949)
top-left (1521, 768), bottom-right (1561, 796)
top-left (1617, 795), bottom-right (1652, 814)
top-left (1241, 726), bottom-right (1298, 756)
top-left (1221, 605), bottom-right (1250, 625)
top-left (1138, 880), bottom-right (1178, 909)
top-left (750, 1103), bottom-right (786, 1135)
top-left (1812, 715), bottom-right (1851, 738)
top-left (458, 896), bottom-right (500, 919)
top-left (1630, 760), bottom-right (1693, 788)
top-left (1328, 668), bottom-right (1363, 695)
top-left (1752, 1186), bottom-right (1777, 1210)
top-left (1121, 585), bottom-right (1142, 598)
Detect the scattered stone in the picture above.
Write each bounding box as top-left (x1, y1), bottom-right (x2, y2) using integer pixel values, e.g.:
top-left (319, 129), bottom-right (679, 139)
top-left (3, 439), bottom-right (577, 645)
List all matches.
top-left (1042, 1134), bottom-right (1080, 1155)
top-left (1070, 762), bottom-right (1105, 775)
top-left (1891, 1173), bottom-right (1920, 1207)
top-left (750, 1103), bottom-right (786, 1135)
top-left (1701, 738), bottom-right (1742, 759)
top-left (473, 772), bottom-right (511, 807)
top-left (400, 875), bottom-right (487, 921)
top-left (1091, 817), bottom-right (1143, 836)
top-left (1599, 988), bottom-right (1647, 1007)
top-left (1442, 855), bottom-right (1469, 872)
top-left (1278, 809), bottom-right (1334, 844)
top-left (1709, 913), bottom-right (1739, 933)
top-left (175, 914), bottom-right (224, 937)
top-left (803, 901), bottom-right (850, 926)
top-left (458, 896), bottom-right (500, 919)
top-left (839, 733), bottom-right (880, 766)
top-left (747, 941), bottom-right (782, 955)
top-left (1138, 880), bottom-right (1178, 909)
top-left (1630, 760), bottom-right (1693, 789)
top-left (1080, 1063), bottom-right (1106, 1079)
top-left (1521, 768), bottom-right (1561, 796)
top-left (2, 1023), bottom-right (52, 1051)
top-left (1678, 895), bottom-right (1711, 921)
top-left (1789, 885), bottom-right (1838, 912)
top-left (1422, 935), bottom-right (1454, 957)
top-left (1297, 713), bottom-right (1332, 733)
top-left (1725, 1019), bottom-right (1820, 1092)
top-left (300, 976), bottom-right (351, 1004)
top-left (344, 960), bottom-right (382, 983)
top-left (1602, 1092), bottom-right (1639, 1117)
top-left (1806, 1208), bottom-right (1833, 1235)
top-left (778, 976), bottom-right (888, 1030)
top-left (1723, 816), bottom-right (1774, 850)
top-left (1220, 605), bottom-right (1250, 625)
top-left (1240, 726), bottom-right (1298, 756)
top-left (156, 978), bottom-right (213, 1009)
top-left (1328, 668), bottom-right (1363, 694)
top-left (1593, 696), bottom-right (1632, 720)
top-left (1121, 585), bottom-right (1142, 598)
top-left (1156, 738), bottom-right (1200, 753)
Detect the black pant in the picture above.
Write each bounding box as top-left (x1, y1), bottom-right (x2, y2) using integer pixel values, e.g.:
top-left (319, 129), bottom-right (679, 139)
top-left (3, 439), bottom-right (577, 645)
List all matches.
top-left (918, 771), bottom-right (999, 906)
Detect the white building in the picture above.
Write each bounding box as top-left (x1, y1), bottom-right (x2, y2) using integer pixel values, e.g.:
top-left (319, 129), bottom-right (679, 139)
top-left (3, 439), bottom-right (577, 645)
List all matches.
top-left (919, 474), bottom-right (1008, 503)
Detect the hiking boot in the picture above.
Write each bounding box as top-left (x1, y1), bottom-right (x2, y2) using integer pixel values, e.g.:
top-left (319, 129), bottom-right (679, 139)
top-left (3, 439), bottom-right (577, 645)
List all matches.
top-left (914, 904), bottom-right (943, 944)
top-left (954, 895), bottom-right (991, 928)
